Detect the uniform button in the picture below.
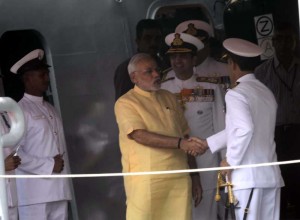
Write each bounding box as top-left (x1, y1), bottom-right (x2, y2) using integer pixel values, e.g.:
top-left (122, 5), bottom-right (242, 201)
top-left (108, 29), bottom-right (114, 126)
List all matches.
top-left (54, 132), bottom-right (57, 135)
top-left (197, 110), bottom-right (203, 115)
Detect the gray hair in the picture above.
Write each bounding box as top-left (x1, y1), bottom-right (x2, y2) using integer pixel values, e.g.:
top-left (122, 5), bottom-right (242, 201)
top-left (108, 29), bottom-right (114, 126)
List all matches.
top-left (127, 53), bottom-right (153, 75)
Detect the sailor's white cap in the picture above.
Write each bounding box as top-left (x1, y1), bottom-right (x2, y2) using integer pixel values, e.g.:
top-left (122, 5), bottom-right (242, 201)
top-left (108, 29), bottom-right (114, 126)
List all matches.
top-left (223, 38), bottom-right (263, 57)
top-left (165, 32), bottom-right (204, 54)
top-left (10, 49), bottom-right (46, 74)
top-left (175, 20), bottom-right (214, 39)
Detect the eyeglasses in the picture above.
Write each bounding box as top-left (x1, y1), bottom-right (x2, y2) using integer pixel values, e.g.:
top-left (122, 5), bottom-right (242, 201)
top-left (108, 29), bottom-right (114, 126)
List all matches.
top-left (133, 67), bottom-right (162, 75)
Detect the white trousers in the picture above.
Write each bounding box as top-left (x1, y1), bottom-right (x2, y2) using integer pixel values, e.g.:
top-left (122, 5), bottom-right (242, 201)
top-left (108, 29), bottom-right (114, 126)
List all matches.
top-left (231, 188), bottom-right (280, 220)
top-left (18, 200), bottom-right (68, 220)
top-left (8, 206), bottom-right (18, 220)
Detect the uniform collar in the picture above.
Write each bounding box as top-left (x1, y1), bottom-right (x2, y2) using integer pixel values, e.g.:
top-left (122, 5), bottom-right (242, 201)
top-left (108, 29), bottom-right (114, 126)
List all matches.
top-left (24, 93), bottom-right (44, 103)
top-left (133, 85), bottom-right (157, 98)
top-left (236, 73), bottom-right (255, 84)
top-left (200, 56), bottom-right (210, 67)
top-left (175, 73), bottom-right (196, 85)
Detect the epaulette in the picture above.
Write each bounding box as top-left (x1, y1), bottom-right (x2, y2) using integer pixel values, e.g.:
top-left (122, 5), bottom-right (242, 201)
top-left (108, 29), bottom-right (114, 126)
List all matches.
top-left (196, 76), bottom-right (220, 84)
top-left (196, 75), bottom-right (230, 83)
top-left (161, 77), bottom-right (175, 83)
top-left (196, 75), bottom-right (231, 91)
top-left (232, 81), bottom-right (240, 88)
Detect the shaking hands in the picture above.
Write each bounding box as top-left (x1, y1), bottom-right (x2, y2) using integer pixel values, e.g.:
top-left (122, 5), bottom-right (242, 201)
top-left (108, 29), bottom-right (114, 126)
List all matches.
top-left (180, 137), bottom-right (209, 156)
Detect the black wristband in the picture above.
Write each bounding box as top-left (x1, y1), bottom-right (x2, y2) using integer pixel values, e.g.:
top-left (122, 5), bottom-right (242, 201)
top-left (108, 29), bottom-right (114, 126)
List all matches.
top-left (177, 138), bottom-right (182, 149)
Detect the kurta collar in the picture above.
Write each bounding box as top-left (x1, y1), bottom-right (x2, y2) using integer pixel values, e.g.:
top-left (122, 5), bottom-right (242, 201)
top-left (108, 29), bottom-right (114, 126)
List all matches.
top-left (24, 93), bottom-right (44, 104)
top-left (133, 85), bottom-right (157, 98)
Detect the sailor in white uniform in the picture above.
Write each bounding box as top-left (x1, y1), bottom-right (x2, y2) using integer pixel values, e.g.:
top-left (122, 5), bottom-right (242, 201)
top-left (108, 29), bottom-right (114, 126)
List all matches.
top-left (198, 38), bottom-right (284, 220)
top-left (161, 32), bottom-right (226, 220)
top-left (10, 49), bottom-right (72, 220)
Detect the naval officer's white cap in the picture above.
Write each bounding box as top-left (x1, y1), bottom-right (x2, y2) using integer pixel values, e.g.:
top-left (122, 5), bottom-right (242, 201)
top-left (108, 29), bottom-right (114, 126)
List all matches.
top-left (175, 20), bottom-right (214, 39)
top-left (165, 32), bottom-right (204, 54)
top-left (10, 49), bottom-right (49, 74)
top-left (223, 38), bottom-right (263, 57)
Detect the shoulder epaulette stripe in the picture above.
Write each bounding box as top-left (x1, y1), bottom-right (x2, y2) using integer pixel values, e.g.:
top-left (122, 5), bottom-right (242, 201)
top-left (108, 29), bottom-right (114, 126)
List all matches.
top-left (161, 77), bottom-right (175, 83)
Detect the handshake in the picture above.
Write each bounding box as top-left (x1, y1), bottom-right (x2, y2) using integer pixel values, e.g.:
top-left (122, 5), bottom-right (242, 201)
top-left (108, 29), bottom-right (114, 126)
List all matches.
top-left (180, 137), bottom-right (209, 156)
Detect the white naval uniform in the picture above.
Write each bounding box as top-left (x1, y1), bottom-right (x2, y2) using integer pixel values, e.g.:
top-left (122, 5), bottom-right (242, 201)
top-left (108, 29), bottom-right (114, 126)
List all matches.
top-left (16, 93), bottom-right (72, 220)
top-left (166, 57), bottom-right (229, 78)
top-left (0, 113), bottom-right (18, 220)
top-left (195, 56), bottom-right (229, 77)
top-left (207, 74), bottom-right (284, 220)
top-left (161, 73), bottom-right (225, 220)
top-left (166, 57), bottom-right (230, 91)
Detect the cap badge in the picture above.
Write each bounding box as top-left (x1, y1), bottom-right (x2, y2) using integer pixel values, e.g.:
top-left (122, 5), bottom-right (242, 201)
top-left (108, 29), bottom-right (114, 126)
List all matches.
top-left (185, 23), bottom-right (197, 37)
top-left (172, 33), bottom-right (184, 46)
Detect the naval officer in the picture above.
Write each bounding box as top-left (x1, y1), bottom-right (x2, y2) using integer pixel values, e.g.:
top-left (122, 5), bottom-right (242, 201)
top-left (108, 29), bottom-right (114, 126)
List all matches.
top-left (164, 20), bottom-right (230, 91)
top-left (196, 38), bottom-right (284, 220)
top-left (161, 32), bottom-right (226, 220)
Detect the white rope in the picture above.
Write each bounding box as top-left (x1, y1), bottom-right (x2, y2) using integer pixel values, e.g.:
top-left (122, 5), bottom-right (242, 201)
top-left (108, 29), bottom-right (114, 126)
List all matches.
top-left (2, 159), bottom-right (300, 179)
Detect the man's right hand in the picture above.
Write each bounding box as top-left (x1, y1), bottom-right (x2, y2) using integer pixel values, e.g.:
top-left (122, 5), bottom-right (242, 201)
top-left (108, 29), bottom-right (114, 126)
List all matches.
top-left (53, 154), bottom-right (64, 173)
top-left (189, 137), bottom-right (209, 152)
top-left (180, 138), bottom-right (207, 156)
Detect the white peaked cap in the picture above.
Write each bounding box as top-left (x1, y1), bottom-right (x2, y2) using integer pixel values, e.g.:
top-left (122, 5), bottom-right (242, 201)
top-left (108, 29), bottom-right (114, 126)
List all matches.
top-left (175, 20), bottom-right (214, 37)
top-left (165, 32), bottom-right (204, 52)
top-left (10, 49), bottom-right (45, 74)
top-left (223, 38), bottom-right (263, 57)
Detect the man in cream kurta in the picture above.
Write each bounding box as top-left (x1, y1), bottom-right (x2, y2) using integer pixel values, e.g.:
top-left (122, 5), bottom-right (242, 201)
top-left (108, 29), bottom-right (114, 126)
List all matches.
top-left (10, 49), bottom-right (72, 220)
top-left (198, 38), bottom-right (284, 220)
top-left (162, 32), bottom-right (225, 220)
top-left (115, 53), bottom-right (204, 220)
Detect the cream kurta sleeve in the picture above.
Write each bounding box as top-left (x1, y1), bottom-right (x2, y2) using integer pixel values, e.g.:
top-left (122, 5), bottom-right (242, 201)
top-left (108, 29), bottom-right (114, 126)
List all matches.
top-left (115, 99), bottom-right (147, 136)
